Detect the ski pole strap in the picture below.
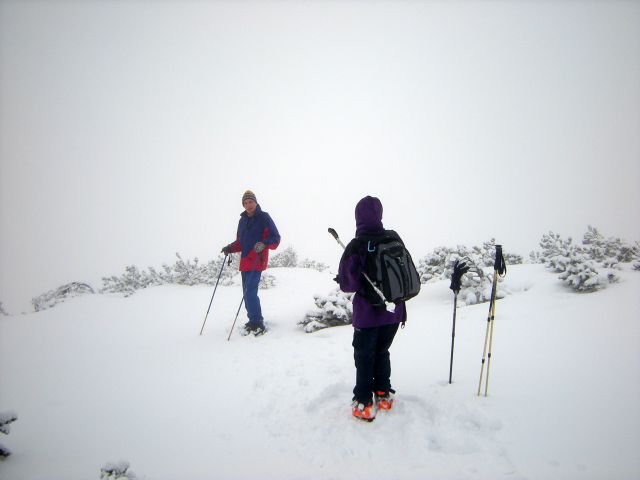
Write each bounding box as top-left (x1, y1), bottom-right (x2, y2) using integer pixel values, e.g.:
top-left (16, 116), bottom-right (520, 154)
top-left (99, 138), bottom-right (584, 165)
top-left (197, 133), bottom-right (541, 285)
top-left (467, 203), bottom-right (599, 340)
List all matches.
top-left (494, 245), bottom-right (507, 276)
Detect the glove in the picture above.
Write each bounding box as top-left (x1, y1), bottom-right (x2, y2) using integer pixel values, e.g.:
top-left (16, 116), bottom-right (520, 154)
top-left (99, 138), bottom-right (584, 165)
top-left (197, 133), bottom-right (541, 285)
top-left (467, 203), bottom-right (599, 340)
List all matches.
top-left (449, 260), bottom-right (470, 293)
top-left (221, 244), bottom-right (232, 255)
top-left (254, 242), bottom-right (266, 253)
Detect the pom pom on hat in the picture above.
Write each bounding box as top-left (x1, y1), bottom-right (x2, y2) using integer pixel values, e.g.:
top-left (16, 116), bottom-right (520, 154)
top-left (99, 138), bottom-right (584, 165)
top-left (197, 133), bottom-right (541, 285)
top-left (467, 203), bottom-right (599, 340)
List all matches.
top-left (242, 190), bottom-right (257, 204)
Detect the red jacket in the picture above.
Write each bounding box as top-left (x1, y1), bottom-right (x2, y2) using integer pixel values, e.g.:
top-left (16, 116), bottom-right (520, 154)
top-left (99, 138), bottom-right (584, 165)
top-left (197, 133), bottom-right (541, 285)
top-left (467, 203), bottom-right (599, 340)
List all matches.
top-left (227, 205), bottom-right (280, 271)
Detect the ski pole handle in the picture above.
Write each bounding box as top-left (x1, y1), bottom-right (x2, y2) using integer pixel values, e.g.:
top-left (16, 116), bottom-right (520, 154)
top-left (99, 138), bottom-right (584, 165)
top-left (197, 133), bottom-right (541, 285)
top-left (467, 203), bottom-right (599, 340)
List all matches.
top-left (328, 228), bottom-right (346, 249)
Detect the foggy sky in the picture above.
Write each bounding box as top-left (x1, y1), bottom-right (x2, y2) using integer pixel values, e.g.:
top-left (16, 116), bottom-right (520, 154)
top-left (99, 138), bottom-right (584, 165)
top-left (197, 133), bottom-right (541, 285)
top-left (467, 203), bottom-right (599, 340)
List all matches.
top-left (1, 0), bottom-right (639, 311)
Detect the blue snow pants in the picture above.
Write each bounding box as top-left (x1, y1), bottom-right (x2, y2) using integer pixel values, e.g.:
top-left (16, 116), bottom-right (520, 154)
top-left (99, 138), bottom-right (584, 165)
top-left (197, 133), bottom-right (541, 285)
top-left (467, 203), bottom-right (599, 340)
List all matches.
top-left (241, 270), bottom-right (263, 327)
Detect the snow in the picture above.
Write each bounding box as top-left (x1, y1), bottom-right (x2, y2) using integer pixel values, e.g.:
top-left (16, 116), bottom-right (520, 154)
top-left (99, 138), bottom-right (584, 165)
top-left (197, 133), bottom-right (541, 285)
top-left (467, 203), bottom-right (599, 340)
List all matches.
top-left (1, 265), bottom-right (639, 480)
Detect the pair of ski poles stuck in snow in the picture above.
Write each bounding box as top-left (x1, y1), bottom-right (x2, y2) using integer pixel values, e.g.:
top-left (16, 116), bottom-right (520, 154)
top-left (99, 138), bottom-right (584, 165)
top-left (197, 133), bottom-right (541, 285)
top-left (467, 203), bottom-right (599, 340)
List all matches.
top-left (449, 245), bottom-right (507, 396)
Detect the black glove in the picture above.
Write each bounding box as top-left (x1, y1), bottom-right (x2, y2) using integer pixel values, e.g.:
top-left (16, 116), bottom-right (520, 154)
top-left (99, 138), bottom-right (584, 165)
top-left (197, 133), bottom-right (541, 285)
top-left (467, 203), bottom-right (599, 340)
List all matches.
top-left (254, 242), bottom-right (266, 253)
top-left (221, 244), bottom-right (232, 255)
top-left (449, 260), bottom-right (470, 293)
top-left (333, 275), bottom-right (340, 284)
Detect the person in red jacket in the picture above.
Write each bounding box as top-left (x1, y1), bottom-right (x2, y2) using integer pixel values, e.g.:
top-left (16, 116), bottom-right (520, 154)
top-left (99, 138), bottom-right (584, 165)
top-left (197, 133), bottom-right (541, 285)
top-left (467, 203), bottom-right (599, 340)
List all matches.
top-left (221, 190), bottom-right (280, 335)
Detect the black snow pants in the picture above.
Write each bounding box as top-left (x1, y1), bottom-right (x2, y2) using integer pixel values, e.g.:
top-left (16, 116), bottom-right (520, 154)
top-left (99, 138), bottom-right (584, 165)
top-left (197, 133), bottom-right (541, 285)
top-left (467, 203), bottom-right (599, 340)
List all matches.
top-left (352, 322), bottom-right (400, 404)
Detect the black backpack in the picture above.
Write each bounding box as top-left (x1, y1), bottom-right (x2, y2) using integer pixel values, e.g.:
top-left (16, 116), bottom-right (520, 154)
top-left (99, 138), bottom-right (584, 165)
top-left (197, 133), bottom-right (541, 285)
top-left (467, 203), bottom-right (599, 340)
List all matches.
top-left (352, 230), bottom-right (421, 306)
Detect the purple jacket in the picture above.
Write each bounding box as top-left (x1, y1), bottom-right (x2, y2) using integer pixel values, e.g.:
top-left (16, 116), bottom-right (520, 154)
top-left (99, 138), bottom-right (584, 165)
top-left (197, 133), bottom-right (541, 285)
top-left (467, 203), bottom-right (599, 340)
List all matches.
top-left (337, 196), bottom-right (406, 329)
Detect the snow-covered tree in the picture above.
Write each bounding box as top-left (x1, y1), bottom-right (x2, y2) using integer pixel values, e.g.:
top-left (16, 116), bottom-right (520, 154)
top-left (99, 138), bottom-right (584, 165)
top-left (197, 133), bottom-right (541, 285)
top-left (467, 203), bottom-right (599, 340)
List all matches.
top-left (299, 288), bottom-right (354, 332)
top-left (558, 252), bottom-right (612, 292)
top-left (269, 245), bottom-right (298, 268)
top-left (538, 231), bottom-right (577, 272)
top-left (32, 282), bottom-right (95, 312)
top-left (100, 253), bottom-right (241, 296)
top-left (100, 461), bottom-right (136, 479)
top-left (534, 227), bottom-right (629, 292)
top-left (582, 225), bottom-right (607, 262)
top-left (259, 273), bottom-right (276, 289)
top-left (416, 246), bottom-right (450, 283)
top-left (0, 411), bottom-right (17, 459)
top-left (529, 250), bottom-right (544, 264)
top-left (299, 258), bottom-right (329, 272)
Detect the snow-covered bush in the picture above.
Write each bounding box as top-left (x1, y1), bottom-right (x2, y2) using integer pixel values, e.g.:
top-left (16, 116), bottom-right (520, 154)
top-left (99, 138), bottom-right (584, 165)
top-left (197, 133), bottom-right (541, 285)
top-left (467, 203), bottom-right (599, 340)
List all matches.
top-left (100, 461), bottom-right (136, 479)
top-left (416, 246), bottom-right (450, 283)
top-left (299, 258), bottom-right (329, 272)
top-left (101, 253), bottom-right (240, 296)
top-left (0, 302), bottom-right (8, 316)
top-left (299, 288), bottom-right (354, 332)
top-left (269, 245), bottom-right (298, 268)
top-left (259, 273), bottom-right (276, 289)
top-left (538, 231), bottom-right (577, 272)
top-left (417, 239), bottom-right (520, 285)
top-left (415, 240), bottom-right (513, 305)
top-left (32, 282), bottom-right (95, 312)
top-left (558, 253), bottom-right (612, 292)
top-left (100, 265), bottom-right (155, 297)
top-left (533, 227), bottom-right (631, 292)
top-left (0, 411), bottom-right (18, 459)
top-left (529, 250), bottom-right (544, 264)
top-left (582, 226), bottom-right (637, 264)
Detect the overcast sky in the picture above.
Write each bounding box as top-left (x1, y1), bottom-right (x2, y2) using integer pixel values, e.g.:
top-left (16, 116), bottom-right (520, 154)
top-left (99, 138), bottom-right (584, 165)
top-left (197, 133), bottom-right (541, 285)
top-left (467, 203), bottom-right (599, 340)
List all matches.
top-left (1, 0), bottom-right (639, 311)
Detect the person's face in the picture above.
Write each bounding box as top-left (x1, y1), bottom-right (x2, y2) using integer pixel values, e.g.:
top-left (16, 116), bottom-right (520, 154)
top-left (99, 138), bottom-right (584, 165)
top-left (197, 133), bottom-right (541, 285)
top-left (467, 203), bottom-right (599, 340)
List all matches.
top-left (243, 199), bottom-right (257, 216)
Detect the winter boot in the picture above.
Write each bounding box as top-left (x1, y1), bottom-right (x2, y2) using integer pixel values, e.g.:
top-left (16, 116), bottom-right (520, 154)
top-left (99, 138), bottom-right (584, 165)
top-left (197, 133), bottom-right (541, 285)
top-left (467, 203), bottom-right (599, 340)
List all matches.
top-left (351, 400), bottom-right (376, 422)
top-left (375, 390), bottom-right (395, 411)
top-left (242, 322), bottom-right (266, 336)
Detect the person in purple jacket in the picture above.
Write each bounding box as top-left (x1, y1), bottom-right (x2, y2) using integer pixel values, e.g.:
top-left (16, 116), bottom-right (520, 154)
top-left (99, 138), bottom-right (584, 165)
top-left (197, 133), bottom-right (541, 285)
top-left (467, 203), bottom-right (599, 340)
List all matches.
top-left (337, 195), bottom-right (406, 421)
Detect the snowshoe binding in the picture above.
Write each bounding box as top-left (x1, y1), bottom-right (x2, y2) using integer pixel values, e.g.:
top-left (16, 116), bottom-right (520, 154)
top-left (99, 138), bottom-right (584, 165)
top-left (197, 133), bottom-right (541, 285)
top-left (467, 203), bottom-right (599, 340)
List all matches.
top-left (241, 322), bottom-right (267, 337)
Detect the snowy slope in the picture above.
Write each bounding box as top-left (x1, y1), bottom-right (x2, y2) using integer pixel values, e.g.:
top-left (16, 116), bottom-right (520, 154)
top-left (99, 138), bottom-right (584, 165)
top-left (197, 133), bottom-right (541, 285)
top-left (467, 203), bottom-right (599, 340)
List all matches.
top-left (1, 265), bottom-right (639, 480)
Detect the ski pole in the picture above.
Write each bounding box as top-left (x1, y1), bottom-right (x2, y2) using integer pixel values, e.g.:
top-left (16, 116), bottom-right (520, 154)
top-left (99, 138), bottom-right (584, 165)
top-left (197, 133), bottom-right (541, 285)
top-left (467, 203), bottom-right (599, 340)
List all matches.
top-left (449, 291), bottom-right (458, 384)
top-left (227, 253), bottom-right (261, 341)
top-left (327, 227), bottom-right (395, 313)
top-left (477, 244), bottom-right (507, 396)
top-left (199, 254), bottom-right (230, 335)
top-left (448, 260), bottom-right (469, 384)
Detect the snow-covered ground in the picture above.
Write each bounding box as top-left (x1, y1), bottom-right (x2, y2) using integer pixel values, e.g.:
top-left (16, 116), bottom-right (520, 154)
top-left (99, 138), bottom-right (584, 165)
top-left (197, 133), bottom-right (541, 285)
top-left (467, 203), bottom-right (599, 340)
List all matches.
top-left (1, 264), bottom-right (639, 480)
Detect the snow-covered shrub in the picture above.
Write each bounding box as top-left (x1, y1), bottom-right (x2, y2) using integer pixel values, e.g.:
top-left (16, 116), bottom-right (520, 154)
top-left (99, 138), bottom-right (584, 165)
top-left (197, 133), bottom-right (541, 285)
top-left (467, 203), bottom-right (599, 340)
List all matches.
top-left (299, 258), bottom-right (329, 272)
top-left (582, 226), bottom-right (636, 264)
top-left (416, 246), bottom-right (450, 283)
top-left (101, 253), bottom-right (240, 296)
top-left (100, 265), bottom-right (155, 297)
top-left (558, 253), bottom-right (611, 292)
top-left (259, 273), bottom-right (276, 289)
top-left (0, 411), bottom-right (17, 459)
top-left (0, 302), bottom-right (8, 316)
top-left (534, 228), bottom-right (630, 292)
top-left (269, 245), bottom-right (298, 268)
top-left (100, 461), bottom-right (136, 479)
top-left (529, 251), bottom-right (544, 264)
top-left (299, 288), bottom-right (354, 332)
top-left (538, 231), bottom-right (578, 272)
top-left (32, 282), bottom-right (95, 312)
top-left (415, 240), bottom-right (513, 305)
top-left (417, 239), bottom-right (520, 286)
